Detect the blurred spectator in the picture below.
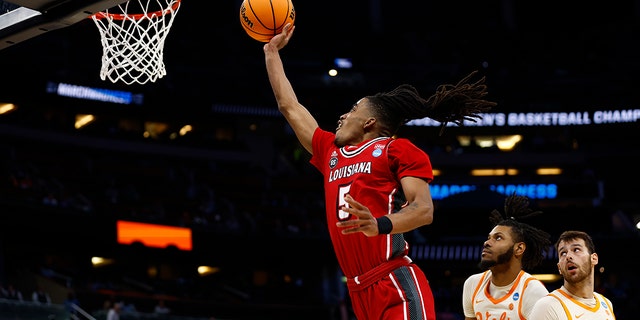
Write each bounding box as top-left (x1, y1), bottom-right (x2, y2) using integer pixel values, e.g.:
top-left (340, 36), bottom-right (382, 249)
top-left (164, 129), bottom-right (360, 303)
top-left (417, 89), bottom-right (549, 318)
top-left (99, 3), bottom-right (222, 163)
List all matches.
top-left (5, 284), bottom-right (23, 301)
top-left (107, 302), bottom-right (121, 320)
top-left (119, 299), bottom-right (138, 317)
top-left (42, 192), bottom-right (59, 207)
top-left (32, 285), bottom-right (52, 305)
top-left (0, 283), bottom-right (7, 298)
top-left (102, 298), bottom-right (113, 313)
top-left (153, 299), bottom-right (171, 316)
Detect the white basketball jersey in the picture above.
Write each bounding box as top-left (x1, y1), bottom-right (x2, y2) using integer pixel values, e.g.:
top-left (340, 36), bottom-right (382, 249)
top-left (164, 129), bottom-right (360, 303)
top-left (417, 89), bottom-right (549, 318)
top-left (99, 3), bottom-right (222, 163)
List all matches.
top-left (468, 270), bottom-right (548, 320)
top-left (546, 288), bottom-right (615, 320)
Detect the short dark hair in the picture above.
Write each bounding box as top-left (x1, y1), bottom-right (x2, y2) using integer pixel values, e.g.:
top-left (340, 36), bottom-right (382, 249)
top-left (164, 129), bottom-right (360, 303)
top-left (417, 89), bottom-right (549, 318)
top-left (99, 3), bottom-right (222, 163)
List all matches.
top-left (555, 230), bottom-right (596, 255)
top-left (489, 193), bottom-right (552, 270)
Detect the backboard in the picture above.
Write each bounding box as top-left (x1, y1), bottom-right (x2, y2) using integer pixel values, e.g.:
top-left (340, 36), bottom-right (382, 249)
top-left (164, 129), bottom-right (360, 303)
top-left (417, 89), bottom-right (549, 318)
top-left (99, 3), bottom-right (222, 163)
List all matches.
top-left (0, 0), bottom-right (129, 50)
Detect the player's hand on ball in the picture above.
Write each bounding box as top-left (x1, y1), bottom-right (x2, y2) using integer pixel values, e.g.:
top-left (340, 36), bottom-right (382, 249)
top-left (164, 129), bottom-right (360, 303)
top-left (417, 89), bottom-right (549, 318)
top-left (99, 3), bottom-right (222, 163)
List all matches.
top-left (266, 23), bottom-right (294, 51)
top-left (337, 194), bottom-right (380, 237)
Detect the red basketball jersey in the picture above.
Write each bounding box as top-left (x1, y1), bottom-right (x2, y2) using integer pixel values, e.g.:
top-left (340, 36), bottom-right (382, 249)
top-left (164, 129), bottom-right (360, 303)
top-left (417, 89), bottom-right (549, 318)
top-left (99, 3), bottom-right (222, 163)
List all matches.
top-left (310, 128), bottom-right (433, 277)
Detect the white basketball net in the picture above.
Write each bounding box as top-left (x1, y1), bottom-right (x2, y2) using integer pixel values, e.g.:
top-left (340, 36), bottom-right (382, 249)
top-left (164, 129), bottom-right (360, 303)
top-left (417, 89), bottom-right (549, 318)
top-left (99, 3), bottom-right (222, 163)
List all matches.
top-left (91, 0), bottom-right (181, 85)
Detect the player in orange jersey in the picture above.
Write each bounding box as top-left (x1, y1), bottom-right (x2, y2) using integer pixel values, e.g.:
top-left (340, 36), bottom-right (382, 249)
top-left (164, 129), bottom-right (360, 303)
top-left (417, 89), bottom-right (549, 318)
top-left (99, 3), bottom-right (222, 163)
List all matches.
top-left (462, 193), bottom-right (552, 320)
top-left (529, 230), bottom-right (616, 319)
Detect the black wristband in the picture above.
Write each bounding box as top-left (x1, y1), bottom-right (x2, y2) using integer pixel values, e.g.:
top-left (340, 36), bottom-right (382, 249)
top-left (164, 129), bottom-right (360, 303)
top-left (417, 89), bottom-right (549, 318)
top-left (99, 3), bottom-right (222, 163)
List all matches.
top-left (376, 216), bottom-right (393, 234)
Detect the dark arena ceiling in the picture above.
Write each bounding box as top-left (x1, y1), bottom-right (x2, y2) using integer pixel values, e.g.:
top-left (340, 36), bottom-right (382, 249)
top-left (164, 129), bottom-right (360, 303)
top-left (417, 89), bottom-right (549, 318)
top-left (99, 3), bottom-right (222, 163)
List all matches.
top-left (0, 0), bottom-right (639, 115)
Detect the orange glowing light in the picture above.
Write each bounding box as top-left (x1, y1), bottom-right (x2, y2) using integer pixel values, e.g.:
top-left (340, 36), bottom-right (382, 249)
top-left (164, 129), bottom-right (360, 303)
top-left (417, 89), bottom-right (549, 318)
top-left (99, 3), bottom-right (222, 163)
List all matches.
top-left (117, 220), bottom-right (192, 251)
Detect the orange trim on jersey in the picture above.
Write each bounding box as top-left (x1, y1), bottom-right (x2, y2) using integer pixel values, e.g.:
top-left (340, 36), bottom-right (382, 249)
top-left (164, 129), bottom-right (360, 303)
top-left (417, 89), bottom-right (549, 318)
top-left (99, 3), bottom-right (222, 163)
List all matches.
top-left (549, 292), bottom-right (573, 319)
top-left (470, 271), bottom-right (489, 304)
top-left (470, 270), bottom-right (537, 320)
top-left (600, 294), bottom-right (615, 318)
top-left (518, 276), bottom-right (539, 320)
top-left (549, 289), bottom-right (616, 320)
top-left (485, 270), bottom-right (525, 304)
top-left (556, 288), bottom-right (601, 313)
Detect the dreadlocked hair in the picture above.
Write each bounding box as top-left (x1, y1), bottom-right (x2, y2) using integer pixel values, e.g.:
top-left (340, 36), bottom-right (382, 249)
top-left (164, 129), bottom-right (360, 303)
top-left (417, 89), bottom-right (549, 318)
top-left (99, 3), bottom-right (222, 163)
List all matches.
top-left (488, 193), bottom-right (552, 271)
top-left (366, 70), bottom-right (497, 136)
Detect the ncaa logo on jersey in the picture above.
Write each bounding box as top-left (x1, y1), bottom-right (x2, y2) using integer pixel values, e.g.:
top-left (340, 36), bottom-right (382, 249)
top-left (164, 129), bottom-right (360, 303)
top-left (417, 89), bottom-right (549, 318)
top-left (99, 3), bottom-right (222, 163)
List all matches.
top-left (372, 144), bottom-right (385, 157)
top-left (511, 292), bottom-right (520, 301)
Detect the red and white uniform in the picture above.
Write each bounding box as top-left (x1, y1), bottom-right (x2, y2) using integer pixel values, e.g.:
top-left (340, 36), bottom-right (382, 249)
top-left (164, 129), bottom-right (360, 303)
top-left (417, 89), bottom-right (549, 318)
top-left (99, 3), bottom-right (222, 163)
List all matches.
top-left (529, 286), bottom-right (616, 320)
top-left (310, 128), bottom-right (435, 319)
top-left (462, 270), bottom-right (549, 320)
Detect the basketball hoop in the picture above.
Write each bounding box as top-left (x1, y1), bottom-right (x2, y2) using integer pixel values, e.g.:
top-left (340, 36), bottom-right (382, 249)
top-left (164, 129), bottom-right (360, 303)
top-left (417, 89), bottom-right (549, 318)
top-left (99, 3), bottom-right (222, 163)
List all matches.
top-left (91, 0), bottom-right (181, 85)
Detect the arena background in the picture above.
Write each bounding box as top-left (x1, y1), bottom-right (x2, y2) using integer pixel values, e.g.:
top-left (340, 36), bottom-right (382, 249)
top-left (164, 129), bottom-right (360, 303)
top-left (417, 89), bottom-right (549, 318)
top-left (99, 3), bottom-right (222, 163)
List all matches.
top-left (0, 0), bottom-right (638, 319)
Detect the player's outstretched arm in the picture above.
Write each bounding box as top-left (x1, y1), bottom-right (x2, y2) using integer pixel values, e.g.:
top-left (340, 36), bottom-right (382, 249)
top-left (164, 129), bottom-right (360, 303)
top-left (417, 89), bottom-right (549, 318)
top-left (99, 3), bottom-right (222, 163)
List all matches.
top-left (264, 23), bottom-right (318, 153)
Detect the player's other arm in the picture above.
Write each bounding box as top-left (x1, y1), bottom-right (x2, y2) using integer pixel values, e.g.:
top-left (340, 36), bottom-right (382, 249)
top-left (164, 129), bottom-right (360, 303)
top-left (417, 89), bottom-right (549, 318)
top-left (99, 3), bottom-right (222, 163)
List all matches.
top-left (389, 176), bottom-right (434, 232)
top-left (528, 296), bottom-right (563, 320)
top-left (339, 177), bottom-right (434, 236)
top-left (264, 23), bottom-right (318, 153)
top-left (461, 275), bottom-right (480, 320)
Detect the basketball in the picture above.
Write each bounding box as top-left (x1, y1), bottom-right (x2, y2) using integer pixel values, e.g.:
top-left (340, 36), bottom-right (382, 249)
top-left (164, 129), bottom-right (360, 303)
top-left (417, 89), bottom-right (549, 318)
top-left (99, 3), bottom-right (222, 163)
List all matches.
top-left (239, 0), bottom-right (295, 43)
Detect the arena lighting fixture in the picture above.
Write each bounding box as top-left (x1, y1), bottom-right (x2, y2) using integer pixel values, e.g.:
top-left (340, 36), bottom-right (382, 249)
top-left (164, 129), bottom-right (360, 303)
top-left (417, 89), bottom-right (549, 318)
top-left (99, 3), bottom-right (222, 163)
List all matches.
top-left (495, 135), bottom-right (522, 151)
top-left (179, 124), bottom-right (192, 136)
top-left (164, 124), bottom-right (194, 140)
top-left (457, 135), bottom-right (522, 151)
top-left (334, 57), bottom-right (353, 69)
top-left (531, 274), bottom-right (562, 283)
top-left (91, 256), bottom-right (115, 267)
top-left (0, 102), bottom-right (16, 114)
top-left (143, 121), bottom-right (169, 139)
top-left (197, 266), bottom-right (221, 276)
top-left (471, 168), bottom-right (519, 176)
top-left (468, 167), bottom-right (560, 178)
top-left (537, 167), bottom-right (563, 175)
top-left (457, 135), bottom-right (472, 146)
top-left (74, 114), bottom-right (95, 129)
top-left (631, 214), bottom-right (640, 230)
top-left (475, 137), bottom-right (495, 148)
